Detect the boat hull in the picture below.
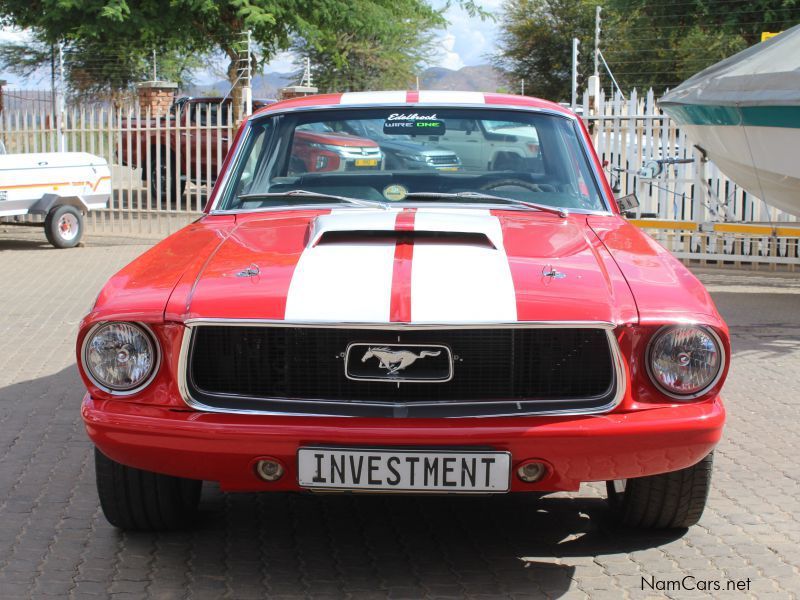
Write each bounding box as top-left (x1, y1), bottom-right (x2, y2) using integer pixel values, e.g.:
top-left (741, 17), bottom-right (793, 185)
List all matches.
top-left (673, 120), bottom-right (800, 217)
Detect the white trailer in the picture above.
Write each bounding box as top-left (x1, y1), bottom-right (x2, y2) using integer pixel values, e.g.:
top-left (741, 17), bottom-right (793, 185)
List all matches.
top-left (0, 152), bottom-right (110, 248)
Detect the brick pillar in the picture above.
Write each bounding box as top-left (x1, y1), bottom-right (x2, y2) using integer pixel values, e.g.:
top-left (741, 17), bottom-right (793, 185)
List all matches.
top-left (136, 81), bottom-right (178, 116)
top-left (277, 85), bottom-right (318, 100)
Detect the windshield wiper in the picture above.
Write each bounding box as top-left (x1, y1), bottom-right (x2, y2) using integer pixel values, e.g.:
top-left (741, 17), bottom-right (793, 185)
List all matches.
top-left (404, 191), bottom-right (568, 218)
top-left (238, 189), bottom-right (388, 209)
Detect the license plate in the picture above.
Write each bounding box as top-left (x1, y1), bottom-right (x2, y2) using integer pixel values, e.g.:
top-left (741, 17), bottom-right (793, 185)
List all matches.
top-left (354, 158), bottom-right (378, 167)
top-left (0, 190), bottom-right (7, 201)
top-left (298, 448), bottom-right (510, 492)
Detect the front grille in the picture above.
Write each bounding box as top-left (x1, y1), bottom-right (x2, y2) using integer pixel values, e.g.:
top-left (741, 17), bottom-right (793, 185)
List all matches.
top-left (186, 326), bottom-right (618, 417)
top-left (426, 154), bottom-right (459, 165)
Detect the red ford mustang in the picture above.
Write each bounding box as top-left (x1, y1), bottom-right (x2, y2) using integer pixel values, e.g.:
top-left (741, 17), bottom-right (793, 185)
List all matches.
top-left (77, 91), bottom-right (728, 531)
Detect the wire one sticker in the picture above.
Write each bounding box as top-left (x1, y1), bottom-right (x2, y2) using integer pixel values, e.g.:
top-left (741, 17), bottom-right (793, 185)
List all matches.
top-left (383, 113), bottom-right (446, 136)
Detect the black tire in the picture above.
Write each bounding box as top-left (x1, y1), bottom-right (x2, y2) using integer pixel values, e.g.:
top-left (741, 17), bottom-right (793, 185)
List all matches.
top-left (606, 452), bottom-right (714, 529)
top-left (491, 152), bottom-right (524, 171)
top-left (44, 205), bottom-right (83, 249)
top-left (148, 149), bottom-right (186, 204)
top-left (94, 447), bottom-right (202, 531)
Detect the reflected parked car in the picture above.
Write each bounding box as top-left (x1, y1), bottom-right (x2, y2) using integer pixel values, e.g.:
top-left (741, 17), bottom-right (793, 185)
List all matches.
top-left (290, 124), bottom-right (383, 173)
top-left (337, 119), bottom-right (461, 171)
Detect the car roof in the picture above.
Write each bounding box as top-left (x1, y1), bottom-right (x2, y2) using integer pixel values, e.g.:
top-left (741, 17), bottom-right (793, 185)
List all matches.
top-left (250, 91), bottom-right (574, 119)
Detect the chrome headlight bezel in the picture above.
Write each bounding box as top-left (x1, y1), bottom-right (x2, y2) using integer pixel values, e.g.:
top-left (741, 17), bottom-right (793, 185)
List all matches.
top-left (645, 325), bottom-right (724, 400)
top-left (81, 321), bottom-right (161, 395)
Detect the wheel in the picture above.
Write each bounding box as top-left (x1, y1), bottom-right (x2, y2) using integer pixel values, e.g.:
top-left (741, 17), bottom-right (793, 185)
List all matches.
top-left (606, 452), bottom-right (714, 529)
top-left (491, 152), bottom-right (524, 171)
top-left (94, 447), bottom-right (202, 531)
top-left (44, 205), bottom-right (83, 248)
top-left (148, 149), bottom-right (186, 204)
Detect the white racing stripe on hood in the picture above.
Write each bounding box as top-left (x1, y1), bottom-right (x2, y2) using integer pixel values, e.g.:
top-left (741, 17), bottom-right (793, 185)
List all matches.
top-left (284, 209), bottom-right (399, 322)
top-left (411, 209), bottom-right (518, 323)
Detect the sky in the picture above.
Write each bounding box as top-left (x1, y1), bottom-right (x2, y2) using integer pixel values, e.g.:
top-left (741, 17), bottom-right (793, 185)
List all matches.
top-left (0, 0), bottom-right (503, 88)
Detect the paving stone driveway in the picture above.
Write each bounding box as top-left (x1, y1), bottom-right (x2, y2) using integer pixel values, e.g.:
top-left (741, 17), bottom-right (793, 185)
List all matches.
top-left (0, 230), bottom-right (798, 599)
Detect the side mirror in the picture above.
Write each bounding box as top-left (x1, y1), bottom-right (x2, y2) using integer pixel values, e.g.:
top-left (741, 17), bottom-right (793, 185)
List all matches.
top-left (616, 193), bottom-right (639, 216)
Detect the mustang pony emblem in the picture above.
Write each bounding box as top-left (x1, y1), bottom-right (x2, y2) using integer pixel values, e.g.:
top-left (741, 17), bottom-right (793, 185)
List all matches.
top-left (362, 347), bottom-right (442, 375)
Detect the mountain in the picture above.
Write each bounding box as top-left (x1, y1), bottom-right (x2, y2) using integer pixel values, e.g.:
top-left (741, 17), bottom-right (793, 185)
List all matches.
top-left (418, 65), bottom-right (505, 92)
top-left (182, 65), bottom-right (505, 98)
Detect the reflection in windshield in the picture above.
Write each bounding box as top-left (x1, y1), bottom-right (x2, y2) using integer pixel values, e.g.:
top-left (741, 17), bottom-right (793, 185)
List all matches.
top-left (218, 107), bottom-right (605, 213)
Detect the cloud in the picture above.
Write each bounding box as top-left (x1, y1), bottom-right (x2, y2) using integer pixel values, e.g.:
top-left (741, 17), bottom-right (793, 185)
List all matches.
top-left (438, 33), bottom-right (465, 70)
top-left (429, 0), bottom-right (501, 70)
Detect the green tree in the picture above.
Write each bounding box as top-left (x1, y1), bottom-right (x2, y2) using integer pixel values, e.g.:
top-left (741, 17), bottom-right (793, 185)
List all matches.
top-left (601, 0), bottom-right (800, 93)
top-left (494, 0), bottom-right (800, 100)
top-left (1, 0), bottom-right (488, 118)
top-left (291, 0), bottom-right (442, 92)
top-left (493, 0), bottom-right (601, 102)
top-left (0, 36), bottom-right (203, 106)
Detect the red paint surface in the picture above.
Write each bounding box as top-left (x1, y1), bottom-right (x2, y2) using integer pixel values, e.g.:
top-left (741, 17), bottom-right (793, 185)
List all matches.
top-left (79, 93), bottom-right (730, 494)
top-left (83, 393), bottom-right (724, 492)
top-left (389, 209), bottom-right (417, 322)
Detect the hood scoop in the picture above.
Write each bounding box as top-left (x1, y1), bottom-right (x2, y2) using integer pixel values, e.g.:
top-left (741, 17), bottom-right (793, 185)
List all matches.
top-left (308, 210), bottom-right (503, 249)
top-left (315, 229), bottom-right (495, 248)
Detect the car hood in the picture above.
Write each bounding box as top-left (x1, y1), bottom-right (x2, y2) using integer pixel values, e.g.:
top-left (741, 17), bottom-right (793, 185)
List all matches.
top-left (160, 208), bottom-right (639, 324)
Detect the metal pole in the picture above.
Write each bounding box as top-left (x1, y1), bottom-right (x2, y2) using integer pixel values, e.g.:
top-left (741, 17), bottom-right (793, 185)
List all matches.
top-left (243, 30), bottom-right (253, 117)
top-left (571, 38), bottom-right (579, 110)
top-left (152, 48), bottom-right (157, 81)
top-left (57, 42), bottom-right (65, 152)
top-left (50, 45), bottom-right (57, 120)
top-left (594, 6), bottom-right (601, 77)
top-left (520, 79), bottom-right (525, 96)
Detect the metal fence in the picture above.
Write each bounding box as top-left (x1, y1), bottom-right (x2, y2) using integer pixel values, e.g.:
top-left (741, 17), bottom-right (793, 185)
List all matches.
top-left (582, 88), bottom-right (798, 269)
top-left (2, 91), bottom-right (799, 267)
top-left (1, 101), bottom-right (233, 237)
top-left (583, 88), bottom-right (797, 225)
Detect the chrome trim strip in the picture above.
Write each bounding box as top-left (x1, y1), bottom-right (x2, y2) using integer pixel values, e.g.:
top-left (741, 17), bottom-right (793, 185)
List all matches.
top-left (81, 321), bottom-right (162, 396)
top-left (182, 318), bottom-right (617, 330)
top-left (645, 325), bottom-right (726, 401)
top-left (177, 321), bottom-right (626, 418)
top-left (209, 203), bottom-right (613, 217)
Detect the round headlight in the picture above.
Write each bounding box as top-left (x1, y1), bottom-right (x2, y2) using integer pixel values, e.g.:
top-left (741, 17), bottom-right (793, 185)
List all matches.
top-left (647, 325), bottom-right (723, 398)
top-left (83, 322), bottom-right (158, 392)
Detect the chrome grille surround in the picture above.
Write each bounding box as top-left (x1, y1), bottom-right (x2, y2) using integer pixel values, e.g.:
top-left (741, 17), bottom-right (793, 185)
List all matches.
top-left (177, 319), bottom-right (626, 418)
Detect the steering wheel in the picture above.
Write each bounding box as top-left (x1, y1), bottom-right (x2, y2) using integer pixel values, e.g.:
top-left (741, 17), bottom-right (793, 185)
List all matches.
top-left (481, 179), bottom-right (555, 193)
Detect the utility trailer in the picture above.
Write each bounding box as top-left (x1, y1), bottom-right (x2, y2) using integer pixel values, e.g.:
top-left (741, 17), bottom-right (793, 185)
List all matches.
top-left (0, 152), bottom-right (110, 248)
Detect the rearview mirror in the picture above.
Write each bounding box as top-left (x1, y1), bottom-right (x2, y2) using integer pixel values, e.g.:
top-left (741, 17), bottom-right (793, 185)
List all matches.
top-left (616, 193), bottom-right (639, 215)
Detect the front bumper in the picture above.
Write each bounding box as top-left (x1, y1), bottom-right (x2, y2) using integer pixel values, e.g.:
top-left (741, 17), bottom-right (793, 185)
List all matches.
top-left (82, 394), bottom-right (724, 492)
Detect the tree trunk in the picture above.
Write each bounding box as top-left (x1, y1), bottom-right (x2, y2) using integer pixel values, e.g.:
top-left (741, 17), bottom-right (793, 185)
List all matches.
top-left (227, 57), bottom-right (243, 125)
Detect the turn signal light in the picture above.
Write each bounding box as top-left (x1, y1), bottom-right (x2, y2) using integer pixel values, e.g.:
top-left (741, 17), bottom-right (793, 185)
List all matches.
top-left (517, 461), bottom-right (546, 483)
top-left (255, 459), bottom-right (285, 482)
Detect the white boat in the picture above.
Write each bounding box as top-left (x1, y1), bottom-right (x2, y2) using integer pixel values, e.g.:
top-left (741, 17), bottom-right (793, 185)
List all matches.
top-left (0, 152), bottom-right (110, 248)
top-left (660, 24), bottom-right (800, 217)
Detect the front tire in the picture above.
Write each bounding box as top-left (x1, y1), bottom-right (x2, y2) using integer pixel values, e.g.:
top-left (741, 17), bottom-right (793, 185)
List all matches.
top-left (44, 205), bottom-right (83, 248)
top-left (606, 452), bottom-right (714, 529)
top-left (148, 150), bottom-right (186, 205)
top-left (94, 447), bottom-right (202, 531)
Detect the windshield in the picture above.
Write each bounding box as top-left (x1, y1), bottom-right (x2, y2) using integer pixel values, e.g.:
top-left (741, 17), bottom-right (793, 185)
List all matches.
top-left (216, 107), bottom-right (606, 212)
